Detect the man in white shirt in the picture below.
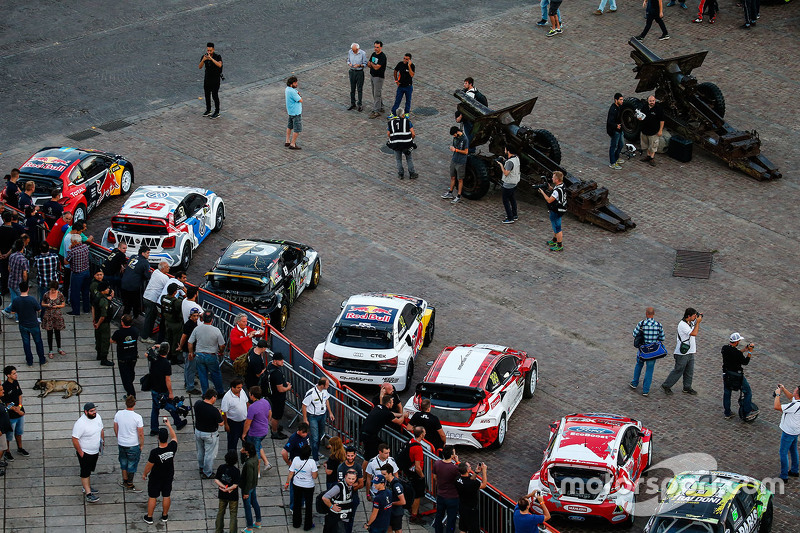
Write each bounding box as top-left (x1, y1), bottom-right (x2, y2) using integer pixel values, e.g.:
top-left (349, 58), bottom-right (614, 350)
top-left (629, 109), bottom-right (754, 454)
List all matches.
top-left (221, 378), bottom-right (249, 453)
top-left (158, 271), bottom-right (186, 300)
top-left (301, 377), bottom-right (334, 463)
top-left (114, 395), bottom-right (144, 492)
top-left (141, 261), bottom-right (171, 342)
top-left (662, 307), bottom-right (703, 395)
top-left (774, 383), bottom-right (800, 481)
top-left (364, 443), bottom-right (398, 500)
top-left (71, 402), bottom-right (105, 503)
top-left (182, 286), bottom-right (200, 323)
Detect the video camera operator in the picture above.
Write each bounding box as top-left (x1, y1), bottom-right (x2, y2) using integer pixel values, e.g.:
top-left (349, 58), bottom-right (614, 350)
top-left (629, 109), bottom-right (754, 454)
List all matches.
top-left (721, 332), bottom-right (756, 420)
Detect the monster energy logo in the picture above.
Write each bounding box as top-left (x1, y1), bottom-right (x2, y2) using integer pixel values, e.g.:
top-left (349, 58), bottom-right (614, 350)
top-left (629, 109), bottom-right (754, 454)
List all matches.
top-left (287, 278), bottom-right (297, 303)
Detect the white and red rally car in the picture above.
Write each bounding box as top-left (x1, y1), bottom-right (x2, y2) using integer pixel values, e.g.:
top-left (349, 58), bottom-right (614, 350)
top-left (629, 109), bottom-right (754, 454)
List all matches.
top-left (314, 293), bottom-right (435, 392)
top-left (101, 185), bottom-right (224, 269)
top-left (404, 344), bottom-right (538, 449)
top-left (527, 413), bottom-right (654, 527)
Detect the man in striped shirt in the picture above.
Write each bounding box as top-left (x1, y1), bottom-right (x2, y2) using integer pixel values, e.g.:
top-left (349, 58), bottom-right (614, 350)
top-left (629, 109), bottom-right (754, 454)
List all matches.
top-left (34, 242), bottom-right (60, 299)
top-left (629, 307), bottom-right (665, 396)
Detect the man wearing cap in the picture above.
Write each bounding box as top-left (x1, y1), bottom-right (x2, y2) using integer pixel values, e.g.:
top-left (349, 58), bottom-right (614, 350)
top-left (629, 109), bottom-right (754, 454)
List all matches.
top-left (364, 474), bottom-right (393, 533)
top-left (142, 419), bottom-right (178, 524)
top-left (265, 352), bottom-right (291, 439)
top-left (179, 305), bottom-right (202, 395)
top-left (72, 402), bottom-right (105, 503)
top-left (244, 339), bottom-right (268, 391)
top-left (221, 378), bottom-right (249, 453)
top-left (188, 310), bottom-right (226, 395)
top-left (302, 376), bottom-right (334, 463)
top-left (379, 463), bottom-right (406, 533)
top-left (721, 333), bottom-right (756, 420)
top-left (149, 342), bottom-right (188, 435)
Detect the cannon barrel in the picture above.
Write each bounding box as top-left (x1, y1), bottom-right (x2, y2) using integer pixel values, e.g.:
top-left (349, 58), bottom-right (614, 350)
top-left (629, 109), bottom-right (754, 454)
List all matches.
top-left (628, 37), bottom-right (662, 63)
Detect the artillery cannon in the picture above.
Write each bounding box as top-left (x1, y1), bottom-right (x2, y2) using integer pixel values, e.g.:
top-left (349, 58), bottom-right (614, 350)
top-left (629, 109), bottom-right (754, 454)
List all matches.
top-left (454, 90), bottom-right (635, 233)
top-left (624, 38), bottom-right (781, 181)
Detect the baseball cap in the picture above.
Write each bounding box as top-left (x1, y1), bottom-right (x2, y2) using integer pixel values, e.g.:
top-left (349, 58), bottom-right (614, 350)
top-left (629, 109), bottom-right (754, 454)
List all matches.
top-left (730, 332), bottom-right (744, 343)
top-left (256, 339), bottom-right (269, 348)
top-left (83, 402), bottom-right (96, 412)
top-left (372, 474), bottom-right (386, 484)
top-left (190, 307), bottom-right (202, 315)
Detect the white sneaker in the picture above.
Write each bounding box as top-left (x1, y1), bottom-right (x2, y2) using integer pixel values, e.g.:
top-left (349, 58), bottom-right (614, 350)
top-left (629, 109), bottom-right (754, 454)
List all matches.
top-left (441, 190), bottom-right (455, 199)
top-left (451, 195), bottom-right (461, 204)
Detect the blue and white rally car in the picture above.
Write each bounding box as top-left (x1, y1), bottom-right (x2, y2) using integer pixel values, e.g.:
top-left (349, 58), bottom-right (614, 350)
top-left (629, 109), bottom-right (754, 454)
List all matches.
top-left (101, 185), bottom-right (224, 269)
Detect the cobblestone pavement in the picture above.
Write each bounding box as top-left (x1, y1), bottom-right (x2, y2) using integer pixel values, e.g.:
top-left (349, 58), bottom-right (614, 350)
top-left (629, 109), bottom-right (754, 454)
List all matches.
top-left (2, 2), bottom-right (800, 532)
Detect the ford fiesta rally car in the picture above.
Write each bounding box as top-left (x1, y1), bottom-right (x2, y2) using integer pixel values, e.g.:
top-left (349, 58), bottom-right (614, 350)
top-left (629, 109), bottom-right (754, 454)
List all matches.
top-left (313, 293), bottom-right (435, 392)
top-left (528, 412), bottom-right (654, 526)
top-left (403, 343), bottom-right (537, 448)
top-left (203, 239), bottom-right (320, 330)
top-left (19, 146), bottom-right (134, 222)
top-left (644, 470), bottom-right (773, 533)
top-left (101, 186), bottom-right (224, 270)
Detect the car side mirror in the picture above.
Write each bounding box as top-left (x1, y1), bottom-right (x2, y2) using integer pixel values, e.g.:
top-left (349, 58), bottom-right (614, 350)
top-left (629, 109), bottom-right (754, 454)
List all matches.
top-left (340, 300), bottom-right (347, 309)
top-left (512, 370), bottom-right (521, 377)
top-left (405, 335), bottom-right (413, 347)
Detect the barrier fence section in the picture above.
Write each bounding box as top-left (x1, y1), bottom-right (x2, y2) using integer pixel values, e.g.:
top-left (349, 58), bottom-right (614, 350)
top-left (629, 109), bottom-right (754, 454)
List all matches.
top-left (84, 242), bottom-right (559, 533)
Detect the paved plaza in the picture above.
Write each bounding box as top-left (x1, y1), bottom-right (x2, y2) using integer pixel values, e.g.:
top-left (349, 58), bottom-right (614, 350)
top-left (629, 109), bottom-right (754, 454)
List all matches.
top-left (1, 1), bottom-right (799, 532)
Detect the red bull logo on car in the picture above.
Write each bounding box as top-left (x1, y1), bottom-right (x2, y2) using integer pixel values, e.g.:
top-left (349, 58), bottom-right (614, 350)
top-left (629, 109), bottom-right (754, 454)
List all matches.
top-left (344, 305), bottom-right (395, 323)
top-left (22, 156), bottom-right (70, 172)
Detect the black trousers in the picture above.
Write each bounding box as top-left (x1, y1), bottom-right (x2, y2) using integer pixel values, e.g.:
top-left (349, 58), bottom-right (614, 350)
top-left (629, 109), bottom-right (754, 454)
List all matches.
top-left (640, 12), bottom-right (668, 38)
top-left (121, 288), bottom-right (141, 318)
top-left (292, 485), bottom-right (314, 530)
top-left (743, 0), bottom-right (758, 23)
top-left (205, 80), bottom-right (220, 112)
top-left (226, 419), bottom-right (244, 452)
top-left (118, 360), bottom-right (137, 398)
top-left (502, 186), bottom-right (517, 220)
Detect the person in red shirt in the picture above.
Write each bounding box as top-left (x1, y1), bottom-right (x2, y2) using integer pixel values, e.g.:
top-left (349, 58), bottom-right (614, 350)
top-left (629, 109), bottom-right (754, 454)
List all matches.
top-left (407, 426), bottom-right (427, 524)
top-left (229, 314), bottom-right (263, 362)
top-left (45, 211), bottom-right (72, 250)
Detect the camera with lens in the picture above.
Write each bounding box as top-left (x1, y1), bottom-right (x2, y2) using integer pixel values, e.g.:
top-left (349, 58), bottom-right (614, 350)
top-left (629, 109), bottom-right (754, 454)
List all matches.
top-left (146, 345), bottom-right (160, 363)
top-left (531, 176), bottom-right (550, 190)
top-left (159, 395), bottom-right (190, 418)
top-left (495, 156), bottom-right (506, 164)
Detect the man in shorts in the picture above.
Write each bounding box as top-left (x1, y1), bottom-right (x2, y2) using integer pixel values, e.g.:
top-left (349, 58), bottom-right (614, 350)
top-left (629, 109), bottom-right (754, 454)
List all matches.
top-left (638, 95), bottom-right (665, 166)
top-left (546, 0), bottom-right (564, 36)
top-left (142, 420), bottom-right (178, 524)
top-left (285, 76), bottom-right (303, 150)
top-left (71, 402), bottom-right (104, 503)
top-left (441, 127), bottom-right (469, 204)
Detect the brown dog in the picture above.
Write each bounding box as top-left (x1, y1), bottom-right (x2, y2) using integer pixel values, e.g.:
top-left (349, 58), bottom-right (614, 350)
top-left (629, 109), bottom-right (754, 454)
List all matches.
top-left (32, 379), bottom-right (83, 399)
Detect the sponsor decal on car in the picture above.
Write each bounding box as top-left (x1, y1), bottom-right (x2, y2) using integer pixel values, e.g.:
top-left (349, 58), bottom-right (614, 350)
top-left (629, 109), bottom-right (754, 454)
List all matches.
top-left (564, 505), bottom-right (592, 514)
top-left (611, 514), bottom-right (627, 522)
top-left (145, 191), bottom-right (169, 199)
top-left (344, 305), bottom-right (395, 323)
top-left (22, 156), bottom-right (70, 172)
top-left (567, 426), bottom-right (615, 435)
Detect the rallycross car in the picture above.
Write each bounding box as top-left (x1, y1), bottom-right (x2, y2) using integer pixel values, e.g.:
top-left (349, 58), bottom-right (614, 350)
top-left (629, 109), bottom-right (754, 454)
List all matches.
top-left (404, 344), bottom-right (537, 449)
top-left (643, 470), bottom-right (773, 533)
top-left (528, 413), bottom-right (654, 526)
top-left (203, 239), bottom-right (320, 331)
top-left (101, 186), bottom-right (224, 270)
top-left (18, 146), bottom-right (134, 222)
top-left (313, 293), bottom-right (435, 392)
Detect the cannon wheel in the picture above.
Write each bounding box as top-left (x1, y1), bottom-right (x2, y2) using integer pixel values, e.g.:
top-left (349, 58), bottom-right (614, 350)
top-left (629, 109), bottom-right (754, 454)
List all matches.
top-left (620, 97), bottom-right (644, 142)
top-left (532, 129), bottom-right (562, 165)
top-left (462, 156), bottom-right (491, 200)
top-left (696, 82), bottom-right (726, 118)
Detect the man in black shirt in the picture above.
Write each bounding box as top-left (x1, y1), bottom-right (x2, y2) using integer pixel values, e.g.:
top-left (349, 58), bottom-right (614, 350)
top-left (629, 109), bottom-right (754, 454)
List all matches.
top-left (214, 450), bottom-right (240, 532)
top-left (390, 54), bottom-right (415, 117)
top-left (111, 314), bottom-right (140, 399)
top-left (368, 41), bottom-right (388, 119)
top-left (638, 95), bottom-right (665, 166)
top-left (244, 339), bottom-right (268, 390)
top-left (142, 421), bottom-right (177, 524)
top-left (149, 342), bottom-right (187, 435)
top-left (455, 462), bottom-right (487, 533)
top-left (199, 42), bottom-right (223, 119)
top-left (606, 92), bottom-right (625, 170)
top-left (360, 395), bottom-right (404, 469)
top-left (120, 245), bottom-right (151, 319)
top-left (722, 332), bottom-right (756, 420)
top-left (3, 366), bottom-right (29, 459)
top-left (194, 389), bottom-right (223, 478)
top-left (264, 352), bottom-right (291, 439)
top-left (42, 188), bottom-right (64, 229)
top-left (410, 399), bottom-right (446, 452)
top-left (101, 241), bottom-right (127, 294)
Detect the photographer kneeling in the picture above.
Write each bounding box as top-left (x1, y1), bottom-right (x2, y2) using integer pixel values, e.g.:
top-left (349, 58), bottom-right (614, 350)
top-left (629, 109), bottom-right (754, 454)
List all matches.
top-left (513, 490), bottom-right (551, 532)
top-left (721, 332), bottom-right (756, 420)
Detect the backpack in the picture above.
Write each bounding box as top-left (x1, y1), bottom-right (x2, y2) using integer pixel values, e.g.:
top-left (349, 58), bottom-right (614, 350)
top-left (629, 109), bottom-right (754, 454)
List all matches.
top-left (232, 351), bottom-right (250, 376)
top-left (472, 89), bottom-right (488, 106)
top-left (633, 323), bottom-right (646, 348)
top-left (392, 477), bottom-right (416, 510)
top-left (395, 440), bottom-right (421, 474)
top-left (260, 366), bottom-right (275, 397)
top-left (548, 185), bottom-right (567, 214)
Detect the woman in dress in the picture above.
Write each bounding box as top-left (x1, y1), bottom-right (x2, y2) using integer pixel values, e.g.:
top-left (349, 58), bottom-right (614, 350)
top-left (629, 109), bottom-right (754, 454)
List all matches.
top-left (41, 279), bottom-right (66, 358)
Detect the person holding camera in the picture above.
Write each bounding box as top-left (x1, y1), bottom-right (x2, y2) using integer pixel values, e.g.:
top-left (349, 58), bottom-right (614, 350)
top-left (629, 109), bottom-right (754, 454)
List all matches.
top-left (441, 127), bottom-right (469, 204)
top-left (662, 308), bottom-right (702, 395)
top-left (496, 146), bottom-right (520, 224)
top-left (721, 332), bottom-right (756, 420)
top-left (539, 171), bottom-right (566, 252)
top-left (149, 342), bottom-right (188, 435)
top-left (199, 42), bottom-right (223, 118)
top-left (774, 384), bottom-right (800, 481)
top-left (455, 462), bottom-right (487, 533)
top-left (638, 95), bottom-right (664, 166)
top-left (513, 490), bottom-right (551, 531)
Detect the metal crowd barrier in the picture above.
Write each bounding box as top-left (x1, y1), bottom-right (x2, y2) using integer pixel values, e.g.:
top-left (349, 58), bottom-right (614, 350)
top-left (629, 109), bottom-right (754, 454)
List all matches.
top-left (82, 241), bottom-right (559, 533)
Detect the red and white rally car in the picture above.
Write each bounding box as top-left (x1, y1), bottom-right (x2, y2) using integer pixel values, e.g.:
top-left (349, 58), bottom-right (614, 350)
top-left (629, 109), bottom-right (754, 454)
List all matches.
top-left (18, 146), bottom-right (134, 222)
top-left (527, 413), bottom-right (653, 526)
top-left (404, 344), bottom-right (538, 449)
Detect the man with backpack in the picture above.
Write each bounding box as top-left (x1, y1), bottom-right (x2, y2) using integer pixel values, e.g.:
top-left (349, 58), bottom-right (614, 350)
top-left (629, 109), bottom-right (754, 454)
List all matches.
top-left (381, 464), bottom-right (408, 533)
top-left (160, 283), bottom-right (185, 364)
top-left (629, 307), bottom-right (666, 397)
top-left (240, 339), bottom-right (268, 390)
top-left (399, 427), bottom-right (427, 524)
top-left (321, 469), bottom-right (358, 533)
top-left (93, 281), bottom-right (115, 367)
top-left (459, 77), bottom-right (486, 152)
top-left (538, 171), bottom-right (566, 252)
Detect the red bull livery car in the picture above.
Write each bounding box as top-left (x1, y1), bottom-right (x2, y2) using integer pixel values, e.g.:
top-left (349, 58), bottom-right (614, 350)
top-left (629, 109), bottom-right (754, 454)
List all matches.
top-left (528, 413), bottom-right (654, 526)
top-left (19, 146), bottom-right (134, 221)
top-left (313, 293), bottom-right (435, 392)
top-left (404, 344), bottom-right (538, 449)
top-left (101, 186), bottom-right (224, 270)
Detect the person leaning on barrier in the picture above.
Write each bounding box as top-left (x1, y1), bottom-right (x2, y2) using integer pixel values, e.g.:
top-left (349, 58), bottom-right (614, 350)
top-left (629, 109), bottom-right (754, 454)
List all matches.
top-left (360, 394), bottom-right (404, 472)
top-left (455, 461), bottom-right (487, 533)
top-left (513, 490), bottom-right (551, 532)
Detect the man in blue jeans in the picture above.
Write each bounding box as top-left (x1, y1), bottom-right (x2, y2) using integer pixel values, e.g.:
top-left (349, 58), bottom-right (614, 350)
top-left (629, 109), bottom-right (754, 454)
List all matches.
top-left (390, 54), bottom-right (415, 117)
top-left (188, 311), bottom-right (226, 395)
top-left (606, 92), bottom-right (625, 170)
top-left (193, 389), bottom-right (223, 479)
top-left (10, 281), bottom-right (46, 366)
top-left (301, 377), bottom-right (334, 463)
top-left (537, 0), bottom-right (562, 26)
top-left (114, 395), bottom-right (144, 491)
top-left (432, 445), bottom-right (460, 533)
top-left (630, 308), bottom-right (666, 396)
top-left (721, 333), bottom-right (755, 419)
top-left (774, 384), bottom-right (800, 481)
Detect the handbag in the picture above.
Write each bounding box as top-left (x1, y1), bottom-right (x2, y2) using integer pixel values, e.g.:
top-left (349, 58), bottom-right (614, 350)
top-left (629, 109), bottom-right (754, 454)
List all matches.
top-left (633, 324), bottom-right (645, 349)
top-left (140, 373), bottom-right (152, 392)
top-left (724, 371), bottom-right (744, 391)
top-left (638, 342), bottom-right (668, 361)
top-left (678, 331), bottom-right (691, 354)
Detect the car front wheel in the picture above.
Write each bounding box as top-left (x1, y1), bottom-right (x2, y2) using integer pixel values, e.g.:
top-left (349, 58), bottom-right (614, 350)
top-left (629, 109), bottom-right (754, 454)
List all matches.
top-left (523, 365), bottom-right (537, 399)
top-left (422, 310), bottom-right (435, 347)
top-left (271, 302), bottom-right (289, 331)
top-left (213, 204), bottom-right (225, 232)
top-left (73, 204), bottom-right (87, 223)
top-left (178, 242), bottom-right (192, 271)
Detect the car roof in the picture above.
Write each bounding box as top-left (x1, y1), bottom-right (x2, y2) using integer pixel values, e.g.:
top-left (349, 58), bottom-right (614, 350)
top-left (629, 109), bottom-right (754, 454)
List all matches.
top-left (424, 344), bottom-right (510, 388)
top-left (119, 186), bottom-right (210, 218)
top-left (655, 470), bottom-right (760, 523)
top-left (18, 147), bottom-right (91, 179)
top-left (548, 414), bottom-right (635, 466)
top-left (337, 294), bottom-right (407, 331)
top-left (214, 239), bottom-right (285, 273)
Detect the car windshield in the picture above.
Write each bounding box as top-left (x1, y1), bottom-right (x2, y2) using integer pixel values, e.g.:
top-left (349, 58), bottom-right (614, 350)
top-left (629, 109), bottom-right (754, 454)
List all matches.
top-left (205, 275), bottom-right (267, 292)
top-left (548, 465), bottom-right (610, 501)
top-left (652, 517), bottom-right (716, 533)
top-left (331, 325), bottom-right (392, 350)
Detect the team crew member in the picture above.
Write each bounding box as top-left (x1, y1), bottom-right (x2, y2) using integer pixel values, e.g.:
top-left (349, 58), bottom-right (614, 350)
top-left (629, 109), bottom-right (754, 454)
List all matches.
top-left (364, 474), bottom-right (393, 533)
top-left (455, 462), bottom-right (488, 533)
top-left (111, 314), bottom-right (140, 399)
top-left (380, 464), bottom-right (406, 533)
top-left (302, 377), bottom-right (334, 463)
top-left (322, 469), bottom-right (358, 533)
top-left (360, 395), bottom-right (404, 470)
top-left (407, 427), bottom-right (427, 524)
top-left (265, 352), bottom-right (291, 439)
